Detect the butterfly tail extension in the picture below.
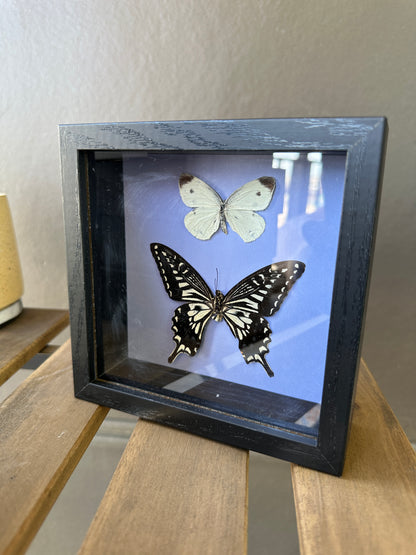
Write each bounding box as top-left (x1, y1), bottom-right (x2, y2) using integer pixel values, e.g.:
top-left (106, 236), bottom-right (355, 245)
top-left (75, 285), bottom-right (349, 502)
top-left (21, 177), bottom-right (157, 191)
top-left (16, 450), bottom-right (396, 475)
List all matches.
top-left (259, 358), bottom-right (274, 378)
top-left (240, 347), bottom-right (274, 377)
top-left (238, 316), bottom-right (274, 377)
top-left (168, 342), bottom-right (186, 364)
top-left (168, 303), bottom-right (212, 363)
top-left (240, 344), bottom-right (274, 377)
top-left (223, 308), bottom-right (275, 377)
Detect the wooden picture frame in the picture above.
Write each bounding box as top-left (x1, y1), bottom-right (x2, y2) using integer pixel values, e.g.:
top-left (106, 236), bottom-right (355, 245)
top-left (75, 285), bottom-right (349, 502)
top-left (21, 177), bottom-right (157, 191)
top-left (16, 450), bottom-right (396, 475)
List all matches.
top-left (60, 118), bottom-right (387, 475)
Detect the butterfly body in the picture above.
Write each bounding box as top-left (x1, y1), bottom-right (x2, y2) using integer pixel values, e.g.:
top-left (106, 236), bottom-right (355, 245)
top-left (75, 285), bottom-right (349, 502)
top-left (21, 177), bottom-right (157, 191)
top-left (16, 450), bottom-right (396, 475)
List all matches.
top-left (179, 174), bottom-right (276, 242)
top-left (218, 204), bottom-right (228, 235)
top-left (212, 290), bottom-right (226, 321)
top-left (150, 243), bottom-right (305, 377)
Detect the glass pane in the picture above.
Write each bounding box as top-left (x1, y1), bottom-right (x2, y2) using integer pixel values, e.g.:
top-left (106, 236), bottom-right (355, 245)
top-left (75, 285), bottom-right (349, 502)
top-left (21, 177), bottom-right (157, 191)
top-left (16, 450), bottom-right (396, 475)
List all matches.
top-left (89, 150), bottom-right (347, 438)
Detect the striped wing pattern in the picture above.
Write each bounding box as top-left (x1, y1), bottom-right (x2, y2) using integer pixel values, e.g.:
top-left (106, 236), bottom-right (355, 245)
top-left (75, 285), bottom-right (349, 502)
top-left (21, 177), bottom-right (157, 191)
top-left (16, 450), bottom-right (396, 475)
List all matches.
top-left (150, 243), bottom-right (214, 362)
top-left (168, 303), bottom-right (213, 362)
top-left (150, 243), bottom-right (213, 304)
top-left (150, 243), bottom-right (305, 377)
top-left (222, 261), bottom-right (306, 376)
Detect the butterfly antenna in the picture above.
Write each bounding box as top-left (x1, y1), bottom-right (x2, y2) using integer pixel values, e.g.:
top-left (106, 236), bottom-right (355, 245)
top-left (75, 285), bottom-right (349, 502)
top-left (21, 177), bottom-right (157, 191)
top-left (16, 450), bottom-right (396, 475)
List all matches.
top-left (214, 268), bottom-right (219, 291)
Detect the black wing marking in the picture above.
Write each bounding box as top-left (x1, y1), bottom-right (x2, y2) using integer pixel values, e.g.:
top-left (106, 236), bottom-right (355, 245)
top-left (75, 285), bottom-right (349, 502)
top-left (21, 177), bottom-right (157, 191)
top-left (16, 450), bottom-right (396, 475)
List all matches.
top-left (151, 243), bottom-right (214, 362)
top-left (224, 261), bottom-right (305, 316)
top-left (168, 302), bottom-right (213, 363)
top-left (151, 243), bottom-right (305, 377)
top-left (222, 261), bottom-right (305, 376)
top-left (238, 315), bottom-right (274, 377)
top-left (150, 243), bottom-right (214, 304)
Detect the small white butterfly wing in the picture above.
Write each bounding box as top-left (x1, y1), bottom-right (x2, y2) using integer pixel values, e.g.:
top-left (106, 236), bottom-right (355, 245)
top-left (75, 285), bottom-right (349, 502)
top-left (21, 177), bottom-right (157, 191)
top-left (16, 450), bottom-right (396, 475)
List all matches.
top-left (184, 207), bottom-right (222, 241)
top-left (179, 174), bottom-right (224, 240)
top-left (179, 174), bottom-right (223, 208)
top-left (226, 177), bottom-right (276, 211)
top-left (225, 177), bottom-right (276, 242)
top-left (225, 210), bottom-right (266, 243)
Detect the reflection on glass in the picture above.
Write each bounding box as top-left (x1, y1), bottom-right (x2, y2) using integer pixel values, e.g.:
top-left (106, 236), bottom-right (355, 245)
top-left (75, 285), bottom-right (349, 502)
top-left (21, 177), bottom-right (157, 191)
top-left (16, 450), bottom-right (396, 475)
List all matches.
top-left (306, 153), bottom-right (324, 215)
top-left (89, 150), bottom-right (346, 439)
top-left (276, 151), bottom-right (324, 227)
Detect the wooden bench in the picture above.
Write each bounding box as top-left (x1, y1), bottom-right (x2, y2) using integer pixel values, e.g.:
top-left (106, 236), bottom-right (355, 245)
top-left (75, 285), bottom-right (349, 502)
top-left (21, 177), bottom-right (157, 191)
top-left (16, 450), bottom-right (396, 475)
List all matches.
top-left (1, 308), bottom-right (415, 554)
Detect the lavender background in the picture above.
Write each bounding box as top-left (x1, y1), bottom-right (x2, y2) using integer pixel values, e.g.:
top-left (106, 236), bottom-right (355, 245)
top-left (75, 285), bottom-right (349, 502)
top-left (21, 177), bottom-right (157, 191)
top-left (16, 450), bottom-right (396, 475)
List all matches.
top-left (124, 152), bottom-right (346, 403)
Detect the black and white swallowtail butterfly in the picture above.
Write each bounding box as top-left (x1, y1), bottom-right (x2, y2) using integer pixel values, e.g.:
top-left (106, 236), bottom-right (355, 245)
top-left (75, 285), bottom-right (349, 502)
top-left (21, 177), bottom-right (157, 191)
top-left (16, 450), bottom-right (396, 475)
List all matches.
top-left (150, 243), bottom-right (305, 377)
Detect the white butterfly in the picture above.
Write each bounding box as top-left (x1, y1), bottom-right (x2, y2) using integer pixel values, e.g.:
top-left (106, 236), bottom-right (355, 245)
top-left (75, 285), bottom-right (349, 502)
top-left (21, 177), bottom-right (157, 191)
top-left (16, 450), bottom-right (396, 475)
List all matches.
top-left (178, 173), bottom-right (276, 243)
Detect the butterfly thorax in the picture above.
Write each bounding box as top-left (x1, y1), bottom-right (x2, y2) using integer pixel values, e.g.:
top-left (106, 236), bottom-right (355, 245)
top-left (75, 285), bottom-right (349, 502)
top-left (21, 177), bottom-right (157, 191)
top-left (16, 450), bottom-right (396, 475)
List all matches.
top-left (212, 290), bottom-right (225, 321)
top-left (219, 203), bottom-right (228, 234)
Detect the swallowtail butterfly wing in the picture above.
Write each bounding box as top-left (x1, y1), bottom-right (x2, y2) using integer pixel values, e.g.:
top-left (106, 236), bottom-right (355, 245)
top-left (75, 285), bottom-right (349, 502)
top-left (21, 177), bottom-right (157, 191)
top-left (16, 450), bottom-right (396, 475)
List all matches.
top-left (178, 173), bottom-right (276, 242)
top-left (150, 243), bottom-right (305, 377)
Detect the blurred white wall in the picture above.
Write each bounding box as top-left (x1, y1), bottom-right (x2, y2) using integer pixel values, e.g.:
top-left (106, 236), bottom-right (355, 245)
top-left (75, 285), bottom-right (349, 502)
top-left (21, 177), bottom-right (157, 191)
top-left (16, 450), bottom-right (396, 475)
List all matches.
top-left (1, 0), bottom-right (415, 437)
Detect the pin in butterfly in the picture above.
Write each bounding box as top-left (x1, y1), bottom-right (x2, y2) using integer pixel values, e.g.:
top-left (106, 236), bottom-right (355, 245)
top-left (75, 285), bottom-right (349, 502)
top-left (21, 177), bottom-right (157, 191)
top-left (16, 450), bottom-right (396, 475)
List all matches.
top-left (178, 173), bottom-right (276, 243)
top-left (150, 243), bottom-right (305, 377)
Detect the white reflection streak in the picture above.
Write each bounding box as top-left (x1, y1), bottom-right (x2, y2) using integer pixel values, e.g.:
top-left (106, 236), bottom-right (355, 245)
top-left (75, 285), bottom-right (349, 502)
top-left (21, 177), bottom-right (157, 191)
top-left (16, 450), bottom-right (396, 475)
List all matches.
top-left (306, 154), bottom-right (323, 214)
top-left (275, 157), bottom-right (296, 229)
top-left (295, 403), bottom-right (321, 428)
top-left (200, 363), bottom-right (218, 378)
top-left (163, 373), bottom-right (206, 393)
top-left (222, 313), bottom-right (329, 370)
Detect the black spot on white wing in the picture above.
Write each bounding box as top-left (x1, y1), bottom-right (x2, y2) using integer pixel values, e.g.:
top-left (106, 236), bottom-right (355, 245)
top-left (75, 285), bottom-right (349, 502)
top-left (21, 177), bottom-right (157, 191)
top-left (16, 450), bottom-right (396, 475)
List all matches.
top-left (258, 176), bottom-right (276, 191)
top-left (179, 173), bottom-right (194, 186)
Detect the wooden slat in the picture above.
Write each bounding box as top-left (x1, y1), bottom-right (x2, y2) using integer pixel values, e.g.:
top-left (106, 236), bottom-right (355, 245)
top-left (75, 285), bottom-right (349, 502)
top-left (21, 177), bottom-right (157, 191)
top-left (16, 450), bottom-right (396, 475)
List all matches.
top-left (0, 308), bottom-right (69, 386)
top-left (80, 420), bottom-right (249, 555)
top-left (40, 344), bottom-right (60, 354)
top-left (0, 340), bottom-right (109, 555)
top-left (291, 360), bottom-right (416, 555)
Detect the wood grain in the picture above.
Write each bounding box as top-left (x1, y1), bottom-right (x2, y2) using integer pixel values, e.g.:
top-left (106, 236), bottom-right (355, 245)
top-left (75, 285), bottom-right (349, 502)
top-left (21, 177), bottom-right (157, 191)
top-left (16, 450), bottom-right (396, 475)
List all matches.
top-left (0, 340), bottom-right (109, 555)
top-left (291, 360), bottom-right (416, 555)
top-left (79, 420), bottom-right (249, 555)
top-left (0, 308), bottom-right (69, 386)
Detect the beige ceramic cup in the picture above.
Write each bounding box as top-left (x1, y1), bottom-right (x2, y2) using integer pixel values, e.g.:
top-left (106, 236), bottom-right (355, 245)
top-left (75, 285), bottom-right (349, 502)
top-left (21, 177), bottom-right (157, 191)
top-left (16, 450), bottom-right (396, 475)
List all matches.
top-left (0, 194), bottom-right (23, 324)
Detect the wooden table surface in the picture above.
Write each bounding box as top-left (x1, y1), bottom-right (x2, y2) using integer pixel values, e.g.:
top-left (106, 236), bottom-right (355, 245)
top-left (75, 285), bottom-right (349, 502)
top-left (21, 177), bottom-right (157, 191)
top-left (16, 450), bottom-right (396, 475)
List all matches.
top-left (0, 307), bottom-right (68, 386)
top-left (292, 360), bottom-right (416, 554)
top-left (0, 308), bottom-right (415, 554)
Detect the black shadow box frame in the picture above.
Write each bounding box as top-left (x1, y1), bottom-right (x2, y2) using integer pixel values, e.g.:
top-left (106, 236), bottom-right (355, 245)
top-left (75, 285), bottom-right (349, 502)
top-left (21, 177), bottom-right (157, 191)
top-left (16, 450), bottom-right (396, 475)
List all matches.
top-left (60, 118), bottom-right (387, 475)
